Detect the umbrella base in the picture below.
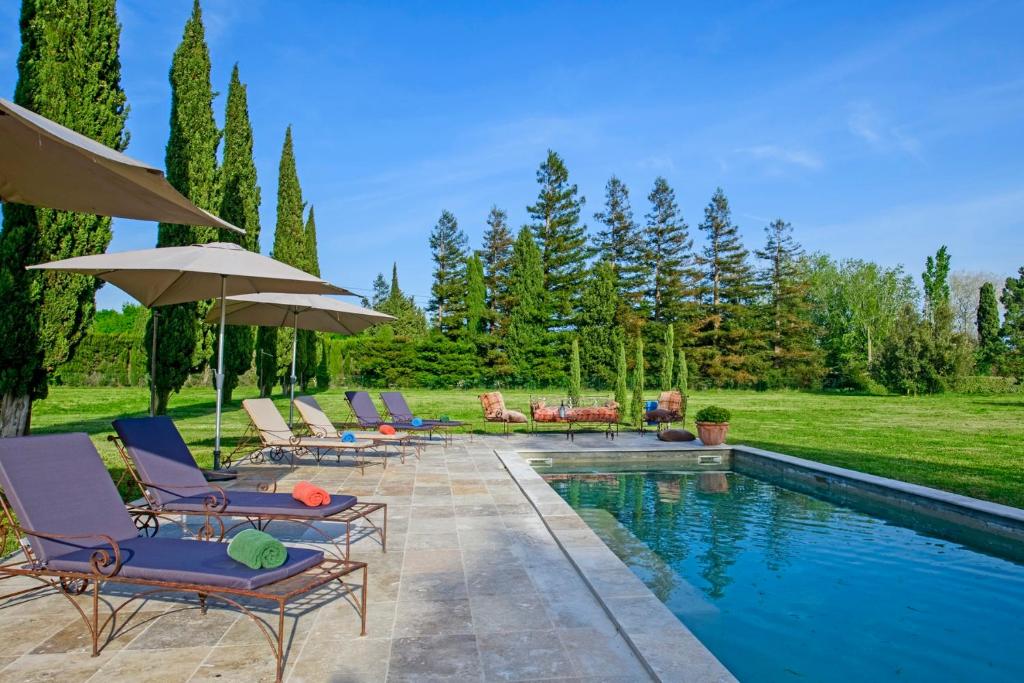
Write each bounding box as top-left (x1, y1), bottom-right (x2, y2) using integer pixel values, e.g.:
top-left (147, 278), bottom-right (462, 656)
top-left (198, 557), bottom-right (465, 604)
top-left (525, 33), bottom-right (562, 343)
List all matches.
top-left (201, 468), bottom-right (238, 482)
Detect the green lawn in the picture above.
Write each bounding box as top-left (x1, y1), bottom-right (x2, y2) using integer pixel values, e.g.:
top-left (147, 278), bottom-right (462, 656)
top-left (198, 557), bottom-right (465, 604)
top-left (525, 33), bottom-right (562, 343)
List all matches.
top-left (29, 385), bottom-right (1024, 508)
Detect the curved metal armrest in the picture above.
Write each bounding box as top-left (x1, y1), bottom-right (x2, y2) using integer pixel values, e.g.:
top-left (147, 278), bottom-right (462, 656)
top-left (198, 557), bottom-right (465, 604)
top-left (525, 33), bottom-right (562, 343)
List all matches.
top-left (139, 480), bottom-right (229, 514)
top-left (18, 527), bottom-right (123, 577)
top-left (307, 425), bottom-right (334, 439)
top-left (254, 479), bottom-right (278, 494)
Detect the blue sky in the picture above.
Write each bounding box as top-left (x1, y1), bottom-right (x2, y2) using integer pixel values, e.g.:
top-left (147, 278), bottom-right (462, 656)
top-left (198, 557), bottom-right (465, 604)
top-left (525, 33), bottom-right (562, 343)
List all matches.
top-left (2, 0), bottom-right (1022, 310)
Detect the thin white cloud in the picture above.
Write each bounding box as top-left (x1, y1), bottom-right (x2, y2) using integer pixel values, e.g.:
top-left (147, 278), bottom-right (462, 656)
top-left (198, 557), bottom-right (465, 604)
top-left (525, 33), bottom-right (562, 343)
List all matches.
top-left (733, 144), bottom-right (823, 173)
top-left (847, 102), bottom-right (921, 157)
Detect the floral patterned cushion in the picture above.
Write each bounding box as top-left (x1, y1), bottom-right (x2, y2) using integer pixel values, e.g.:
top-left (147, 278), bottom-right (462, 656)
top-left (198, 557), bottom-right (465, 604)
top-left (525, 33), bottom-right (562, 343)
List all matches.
top-left (658, 391), bottom-right (683, 415)
top-left (570, 406), bottom-right (618, 423)
top-left (479, 392), bottom-right (506, 419)
top-left (532, 405), bottom-right (562, 422)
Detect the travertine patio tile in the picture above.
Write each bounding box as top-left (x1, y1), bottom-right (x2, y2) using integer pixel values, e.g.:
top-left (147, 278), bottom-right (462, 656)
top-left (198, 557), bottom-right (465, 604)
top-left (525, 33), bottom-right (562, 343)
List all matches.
top-left (91, 645), bottom-right (212, 683)
top-left (469, 591), bottom-right (554, 633)
top-left (392, 598), bottom-right (474, 637)
top-left (402, 548), bottom-right (464, 574)
top-left (386, 633), bottom-right (481, 682)
top-left (477, 629), bottom-right (577, 682)
top-left (190, 645), bottom-right (277, 683)
top-left (0, 652), bottom-right (109, 683)
top-left (403, 531), bottom-right (461, 550)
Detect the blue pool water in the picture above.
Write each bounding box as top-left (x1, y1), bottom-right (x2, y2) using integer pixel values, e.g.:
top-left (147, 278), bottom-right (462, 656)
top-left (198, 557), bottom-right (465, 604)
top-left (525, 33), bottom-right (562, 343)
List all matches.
top-left (545, 469), bottom-right (1024, 683)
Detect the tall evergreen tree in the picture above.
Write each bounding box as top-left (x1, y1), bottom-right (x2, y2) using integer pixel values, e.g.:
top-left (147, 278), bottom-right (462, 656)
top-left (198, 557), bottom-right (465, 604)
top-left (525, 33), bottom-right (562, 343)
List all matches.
top-left (594, 176), bottom-right (645, 321)
top-left (481, 206), bottom-right (514, 332)
top-left (577, 261), bottom-right (623, 388)
top-left (630, 339), bottom-right (646, 428)
top-left (271, 126), bottom-right (307, 392)
top-left (0, 0), bottom-right (128, 434)
top-left (505, 228), bottom-right (556, 384)
top-left (214, 63), bottom-right (261, 403)
top-left (1000, 268), bottom-right (1024, 378)
top-left (147, 0), bottom-right (220, 414)
top-left (660, 324), bottom-right (675, 391)
top-left (922, 245), bottom-right (952, 324)
top-left (370, 273), bottom-right (389, 308)
top-left (976, 282), bottom-right (1003, 374)
top-left (695, 188), bottom-right (758, 385)
top-left (568, 338), bottom-right (582, 404)
top-left (644, 177), bottom-right (698, 325)
top-left (377, 263), bottom-right (429, 339)
top-left (755, 219), bottom-right (821, 387)
top-left (526, 150), bottom-right (590, 329)
top-left (676, 348), bottom-right (689, 394)
top-left (428, 210), bottom-right (469, 336)
top-left (465, 253), bottom-right (487, 339)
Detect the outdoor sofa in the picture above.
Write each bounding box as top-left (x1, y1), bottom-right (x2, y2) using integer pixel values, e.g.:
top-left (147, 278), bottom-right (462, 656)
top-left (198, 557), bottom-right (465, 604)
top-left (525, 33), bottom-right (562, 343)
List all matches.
top-left (0, 433), bottom-right (367, 682)
top-left (110, 416), bottom-right (387, 559)
top-left (530, 397), bottom-right (620, 440)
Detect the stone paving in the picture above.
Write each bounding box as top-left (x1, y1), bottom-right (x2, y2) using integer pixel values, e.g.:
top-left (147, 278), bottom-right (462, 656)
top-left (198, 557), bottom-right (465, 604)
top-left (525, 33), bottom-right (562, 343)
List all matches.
top-left (0, 435), bottom-right (653, 682)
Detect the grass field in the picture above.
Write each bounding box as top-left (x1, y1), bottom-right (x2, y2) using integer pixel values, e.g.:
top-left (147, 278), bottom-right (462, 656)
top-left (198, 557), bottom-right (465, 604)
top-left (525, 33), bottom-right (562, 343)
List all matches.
top-left (29, 385), bottom-right (1024, 508)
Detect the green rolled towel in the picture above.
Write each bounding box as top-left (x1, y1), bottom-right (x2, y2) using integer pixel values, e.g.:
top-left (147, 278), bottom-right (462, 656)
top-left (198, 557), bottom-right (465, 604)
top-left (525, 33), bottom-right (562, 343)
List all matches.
top-left (227, 529), bottom-right (287, 570)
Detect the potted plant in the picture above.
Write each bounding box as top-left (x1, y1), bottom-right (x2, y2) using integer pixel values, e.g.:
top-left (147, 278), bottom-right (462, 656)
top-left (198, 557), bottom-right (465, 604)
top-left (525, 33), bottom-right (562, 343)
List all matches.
top-left (694, 405), bottom-right (731, 446)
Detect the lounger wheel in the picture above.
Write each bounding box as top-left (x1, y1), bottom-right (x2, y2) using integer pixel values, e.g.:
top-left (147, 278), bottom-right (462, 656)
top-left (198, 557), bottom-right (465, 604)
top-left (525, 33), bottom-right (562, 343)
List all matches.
top-left (59, 577), bottom-right (90, 595)
top-left (131, 511), bottom-right (160, 537)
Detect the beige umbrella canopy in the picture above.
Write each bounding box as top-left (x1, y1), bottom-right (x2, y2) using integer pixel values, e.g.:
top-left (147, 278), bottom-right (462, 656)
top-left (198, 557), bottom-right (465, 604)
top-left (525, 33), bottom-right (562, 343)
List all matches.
top-left (29, 243), bottom-right (350, 469)
top-left (206, 293), bottom-right (394, 424)
top-left (0, 98), bottom-right (241, 233)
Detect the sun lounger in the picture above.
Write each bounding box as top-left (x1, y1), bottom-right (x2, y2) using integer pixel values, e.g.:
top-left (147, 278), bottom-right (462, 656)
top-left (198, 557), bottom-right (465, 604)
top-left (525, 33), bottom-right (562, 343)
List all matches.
top-left (478, 391), bottom-right (528, 435)
top-left (0, 433), bottom-right (367, 682)
top-left (227, 398), bottom-right (377, 471)
top-left (379, 391), bottom-right (465, 443)
top-left (110, 416), bottom-right (386, 559)
top-left (344, 391), bottom-right (438, 440)
top-left (294, 394), bottom-right (420, 463)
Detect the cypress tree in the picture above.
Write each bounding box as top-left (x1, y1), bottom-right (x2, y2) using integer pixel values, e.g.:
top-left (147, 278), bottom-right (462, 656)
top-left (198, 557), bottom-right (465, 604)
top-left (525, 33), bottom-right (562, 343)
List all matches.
top-left (594, 176), bottom-right (645, 322)
top-left (214, 64), bottom-right (261, 403)
top-left (568, 338), bottom-right (582, 404)
top-left (526, 150), bottom-right (590, 329)
top-left (644, 177), bottom-right (699, 325)
top-left (378, 264), bottom-right (429, 339)
top-left (630, 339), bottom-right (646, 428)
top-left (147, 0), bottom-right (221, 414)
top-left (614, 340), bottom-right (629, 418)
top-left (695, 188), bottom-right (758, 386)
top-left (428, 210), bottom-right (469, 337)
top-left (677, 348), bottom-right (688, 394)
top-left (481, 206), bottom-right (514, 332)
top-left (577, 260), bottom-right (623, 388)
top-left (922, 245), bottom-right (952, 324)
top-left (755, 219), bottom-right (821, 387)
top-left (505, 228), bottom-right (553, 384)
top-left (1000, 268), bottom-right (1024, 378)
top-left (271, 126), bottom-right (306, 391)
top-left (976, 282), bottom-right (1003, 374)
top-left (465, 253), bottom-right (487, 338)
top-left (0, 0), bottom-right (128, 434)
top-left (660, 324), bottom-right (675, 391)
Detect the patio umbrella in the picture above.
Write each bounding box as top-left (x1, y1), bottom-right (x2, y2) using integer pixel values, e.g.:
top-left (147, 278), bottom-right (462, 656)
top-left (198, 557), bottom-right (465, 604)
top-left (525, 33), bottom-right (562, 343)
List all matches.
top-left (29, 243), bottom-right (351, 470)
top-left (205, 293), bottom-right (394, 425)
top-left (0, 98), bottom-right (241, 233)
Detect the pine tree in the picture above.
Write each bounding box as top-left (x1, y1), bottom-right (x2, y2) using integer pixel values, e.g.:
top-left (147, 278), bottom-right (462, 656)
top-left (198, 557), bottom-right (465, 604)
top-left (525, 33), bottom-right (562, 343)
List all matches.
top-left (271, 126), bottom-right (307, 391)
top-left (505, 228), bottom-right (555, 384)
top-left (568, 338), bottom-right (582, 404)
top-left (594, 176), bottom-right (645, 321)
top-left (147, 0), bottom-right (220, 414)
top-left (755, 219), bottom-right (821, 387)
top-left (481, 206), bottom-right (514, 332)
top-left (676, 348), bottom-right (688, 394)
top-left (976, 282), bottom-right (1003, 374)
top-left (614, 341), bottom-right (629, 417)
top-left (299, 206), bottom-right (321, 390)
top-left (630, 339), bottom-right (646, 428)
top-left (660, 324), bottom-right (675, 391)
top-left (370, 273), bottom-right (389, 308)
top-left (644, 177), bottom-right (698, 325)
top-left (577, 261), bottom-right (623, 388)
top-left (378, 263), bottom-right (429, 339)
top-left (0, 0), bottom-right (128, 434)
top-left (695, 188), bottom-right (758, 386)
top-left (428, 210), bottom-right (469, 336)
top-left (527, 150), bottom-right (590, 329)
top-left (1000, 268), bottom-right (1024, 378)
top-left (465, 253), bottom-right (487, 338)
top-left (214, 63), bottom-right (261, 403)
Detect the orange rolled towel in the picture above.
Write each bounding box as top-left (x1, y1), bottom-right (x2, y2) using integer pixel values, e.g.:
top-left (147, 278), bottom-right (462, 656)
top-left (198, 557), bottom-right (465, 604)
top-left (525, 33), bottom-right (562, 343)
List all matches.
top-left (379, 424), bottom-right (396, 435)
top-left (292, 481), bottom-right (331, 507)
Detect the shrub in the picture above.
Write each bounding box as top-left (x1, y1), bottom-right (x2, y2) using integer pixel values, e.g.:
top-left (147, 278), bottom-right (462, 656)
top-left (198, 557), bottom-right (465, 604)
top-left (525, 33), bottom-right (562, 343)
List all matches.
top-left (695, 405), bottom-right (731, 423)
top-left (949, 376), bottom-right (1020, 394)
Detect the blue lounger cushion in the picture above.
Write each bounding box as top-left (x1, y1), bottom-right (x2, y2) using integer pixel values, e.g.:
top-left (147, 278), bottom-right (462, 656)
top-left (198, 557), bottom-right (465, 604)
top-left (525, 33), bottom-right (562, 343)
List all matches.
top-left (166, 490), bottom-right (357, 517)
top-left (47, 536), bottom-right (323, 591)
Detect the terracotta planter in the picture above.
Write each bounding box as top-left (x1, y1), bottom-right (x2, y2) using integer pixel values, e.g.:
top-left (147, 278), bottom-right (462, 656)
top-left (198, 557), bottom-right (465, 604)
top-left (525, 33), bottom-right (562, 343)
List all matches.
top-left (696, 421), bottom-right (729, 446)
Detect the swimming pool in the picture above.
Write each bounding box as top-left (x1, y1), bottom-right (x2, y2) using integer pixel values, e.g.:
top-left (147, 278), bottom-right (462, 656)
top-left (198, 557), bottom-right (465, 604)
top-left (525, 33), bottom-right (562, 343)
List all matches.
top-left (544, 467), bottom-right (1024, 682)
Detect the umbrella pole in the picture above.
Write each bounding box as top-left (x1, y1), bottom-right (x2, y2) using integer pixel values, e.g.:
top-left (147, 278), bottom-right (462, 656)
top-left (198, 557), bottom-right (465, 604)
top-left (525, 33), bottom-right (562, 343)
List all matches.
top-left (149, 309), bottom-right (158, 417)
top-left (213, 276), bottom-right (226, 470)
top-left (289, 313), bottom-right (299, 427)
